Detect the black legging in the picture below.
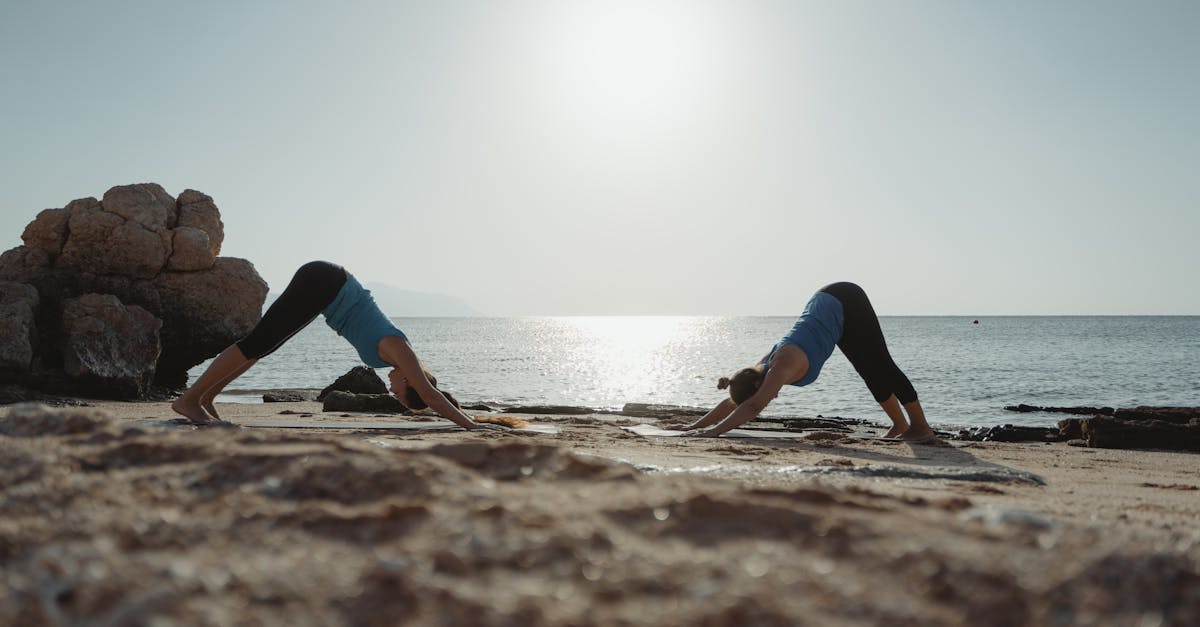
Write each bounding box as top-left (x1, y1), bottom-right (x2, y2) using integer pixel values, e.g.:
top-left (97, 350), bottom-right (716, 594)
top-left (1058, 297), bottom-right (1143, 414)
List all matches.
top-left (819, 282), bottom-right (918, 404)
top-left (236, 261), bottom-right (349, 359)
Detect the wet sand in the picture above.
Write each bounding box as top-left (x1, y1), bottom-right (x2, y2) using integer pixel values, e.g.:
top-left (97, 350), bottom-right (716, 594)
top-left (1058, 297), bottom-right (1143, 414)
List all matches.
top-left (1, 400), bottom-right (1198, 626)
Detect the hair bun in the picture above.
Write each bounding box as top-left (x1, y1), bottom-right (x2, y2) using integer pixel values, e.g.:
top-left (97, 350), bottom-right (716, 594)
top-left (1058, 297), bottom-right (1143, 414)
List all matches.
top-left (717, 377), bottom-right (730, 390)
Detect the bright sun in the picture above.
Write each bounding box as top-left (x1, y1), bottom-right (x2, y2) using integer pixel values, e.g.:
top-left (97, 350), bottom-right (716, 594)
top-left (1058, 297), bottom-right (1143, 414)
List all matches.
top-left (527, 2), bottom-right (737, 145)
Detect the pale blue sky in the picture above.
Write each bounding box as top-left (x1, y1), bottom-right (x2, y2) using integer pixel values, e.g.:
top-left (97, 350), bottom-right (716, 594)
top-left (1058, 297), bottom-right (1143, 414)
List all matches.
top-left (2, 1), bottom-right (1197, 315)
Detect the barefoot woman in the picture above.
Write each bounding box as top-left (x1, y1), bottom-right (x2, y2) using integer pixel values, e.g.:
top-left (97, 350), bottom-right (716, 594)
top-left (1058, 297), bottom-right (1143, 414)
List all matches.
top-left (682, 282), bottom-right (936, 442)
top-left (172, 261), bottom-right (495, 429)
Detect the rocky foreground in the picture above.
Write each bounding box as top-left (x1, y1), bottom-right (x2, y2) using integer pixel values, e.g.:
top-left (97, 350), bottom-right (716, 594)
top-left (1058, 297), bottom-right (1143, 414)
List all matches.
top-left (2, 402), bottom-right (1198, 626)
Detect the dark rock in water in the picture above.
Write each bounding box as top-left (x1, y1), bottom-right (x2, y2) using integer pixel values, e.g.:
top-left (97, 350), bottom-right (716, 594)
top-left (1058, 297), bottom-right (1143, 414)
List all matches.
top-left (1081, 416), bottom-right (1200, 451)
top-left (955, 424), bottom-right (1067, 443)
top-left (1111, 407), bottom-right (1200, 424)
top-left (619, 403), bottom-right (707, 419)
top-left (1004, 404), bottom-right (1115, 416)
top-left (0, 184), bottom-right (268, 396)
top-left (59, 293), bottom-right (162, 399)
top-left (461, 403), bottom-right (494, 411)
top-left (1058, 418), bottom-right (1084, 440)
top-left (318, 367), bottom-right (388, 401)
top-left (322, 391), bottom-right (408, 414)
top-left (263, 390), bottom-right (318, 403)
top-left (1001, 405), bottom-right (1200, 451)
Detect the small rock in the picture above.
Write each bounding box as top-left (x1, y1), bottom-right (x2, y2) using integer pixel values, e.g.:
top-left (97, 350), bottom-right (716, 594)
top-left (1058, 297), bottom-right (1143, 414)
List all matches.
top-left (318, 367), bottom-right (388, 401)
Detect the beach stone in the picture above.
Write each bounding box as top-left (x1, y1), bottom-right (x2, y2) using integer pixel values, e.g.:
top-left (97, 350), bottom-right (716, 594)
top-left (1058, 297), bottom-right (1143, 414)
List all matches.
top-left (0, 281), bottom-right (40, 373)
top-left (0, 402), bottom-right (115, 437)
top-left (0, 245), bottom-right (52, 284)
top-left (321, 391), bottom-right (407, 414)
top-left (955, 424), bottom-right (1066, 443)
top-left (1058, 418), bottom-right (1084, 440)
top-left (176, 189), bottom-right (224, 255)
top-left (263, 390), bottom-right (318, 403)
top-left (153, 257), bottom-right (268, 388)
top-left (1080, 415), bottom-right (1200, 451)
top-left (60, 293), bottom-right (162, 399)
top-left (167, 226), bottom-right (216, 271)
top-left (318, 366), bottom-right (388, 401)
top-left (1005, 404), bottom-right (1115, 416)
top-left (100, 183), bottom-right (177, 230)
top-left (20, 208), bottom-right (69, 257)
top-left (58, 198), bottom-right (170, 279)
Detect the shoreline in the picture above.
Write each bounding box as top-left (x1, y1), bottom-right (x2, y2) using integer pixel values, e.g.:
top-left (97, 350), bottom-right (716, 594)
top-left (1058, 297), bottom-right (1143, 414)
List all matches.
top-left (1, 399), bottom-right (1198, 624)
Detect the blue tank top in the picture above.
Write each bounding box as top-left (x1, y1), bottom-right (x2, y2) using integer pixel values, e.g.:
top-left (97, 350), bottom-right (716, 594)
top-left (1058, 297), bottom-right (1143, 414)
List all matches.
top-left (763, 291), bottom-right (845, 387)
top-left (321, 274), bottom-right (407, 368)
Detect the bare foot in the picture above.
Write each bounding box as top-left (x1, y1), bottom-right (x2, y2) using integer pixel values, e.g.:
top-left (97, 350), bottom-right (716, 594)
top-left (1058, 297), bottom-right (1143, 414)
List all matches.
top-left (882, 424), bottom-right (907, 439)
top-left (171, 397), bottom-right (219, 426)
top-left (202, 398), bottom-right (220, 420)
top-left (900, 426), bottom-right (938, 443)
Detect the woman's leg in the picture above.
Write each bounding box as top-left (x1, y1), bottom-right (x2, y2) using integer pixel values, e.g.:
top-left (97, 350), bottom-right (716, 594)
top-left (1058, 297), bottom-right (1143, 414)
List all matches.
top-left (171, 261), bottom-right (348, 425)
top-left (171, 345), bottom-right (255, 424)
top-left (200, 358), bottom-right (256, 418)
top-left (878, 395), bottom-right (909, 438)
top-left (824, 283), bottom-right (933, 440)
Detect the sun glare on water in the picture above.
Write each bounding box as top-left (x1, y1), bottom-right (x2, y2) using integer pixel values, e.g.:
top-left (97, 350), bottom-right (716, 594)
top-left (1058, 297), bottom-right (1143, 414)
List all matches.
top-left (550, 316), bottom-right (715, 408)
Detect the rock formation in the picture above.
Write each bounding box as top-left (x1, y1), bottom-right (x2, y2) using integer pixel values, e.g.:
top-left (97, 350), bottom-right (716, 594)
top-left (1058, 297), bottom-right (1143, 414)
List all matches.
top-left (321, 390), bottom-right (409, 414)
top-left (0, 183), bottom-right (268, 398)
top-left (1003, 404), bottom-right (1200, 451)
top-left (317, 366), bottom-right (388, 401)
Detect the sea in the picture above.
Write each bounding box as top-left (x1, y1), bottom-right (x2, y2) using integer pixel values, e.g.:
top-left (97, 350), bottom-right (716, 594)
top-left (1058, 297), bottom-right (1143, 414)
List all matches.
top-left (194, 316), bottom-right (1200, 430)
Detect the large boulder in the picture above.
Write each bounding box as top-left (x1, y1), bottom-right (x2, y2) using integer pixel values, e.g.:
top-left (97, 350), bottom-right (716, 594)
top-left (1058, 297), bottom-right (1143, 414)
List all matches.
top-left (101, 183), bottom-right (177, 230)
top-left (0, 282), bottom-right (40, 373)
top-left (153, 257), bottom-right (268, 387)
top-left (0, 184), bottom-right (268, 397)
top-left (60, 293), bottom-right (162, 399)
top-left (20, 208), bottom-right (69, 258)
top-left (57, 196), bottom-right (171, 280)
top-left (176, 189), bottom-right (224, 255)
top-left (167, 226), bottom-right (216, 271)
top-left (0, 245), bottom-right (52, 284)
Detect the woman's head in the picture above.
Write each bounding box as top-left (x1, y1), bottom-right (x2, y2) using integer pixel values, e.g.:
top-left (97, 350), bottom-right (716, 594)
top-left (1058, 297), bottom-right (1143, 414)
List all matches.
top-left (718, 365), bottom-right (765, 405)
top-left (399, 368), bottom-right (461, 411)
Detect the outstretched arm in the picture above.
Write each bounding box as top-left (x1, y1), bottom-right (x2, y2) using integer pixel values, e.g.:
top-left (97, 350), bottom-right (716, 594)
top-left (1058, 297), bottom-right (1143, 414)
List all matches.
top-left (378, 336), bottom-right (491, 430)
top-left (682, 398), bottom-right (737, 431)
top-left (692, 361), bottom-right (799, 436)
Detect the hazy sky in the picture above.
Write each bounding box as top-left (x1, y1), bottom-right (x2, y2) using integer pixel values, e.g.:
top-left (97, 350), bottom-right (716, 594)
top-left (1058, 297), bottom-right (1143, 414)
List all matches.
top-left (2, 1), bottom-right (1196, 315)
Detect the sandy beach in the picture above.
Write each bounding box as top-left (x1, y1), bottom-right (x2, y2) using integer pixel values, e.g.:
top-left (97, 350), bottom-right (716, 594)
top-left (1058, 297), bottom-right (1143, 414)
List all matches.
top-left (2, 400), bottom-right (1197, 626)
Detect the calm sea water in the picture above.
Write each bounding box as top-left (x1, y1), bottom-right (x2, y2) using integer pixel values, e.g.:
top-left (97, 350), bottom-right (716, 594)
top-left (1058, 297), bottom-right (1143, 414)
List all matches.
top-left (193, 316), bottom-right (1200, 429)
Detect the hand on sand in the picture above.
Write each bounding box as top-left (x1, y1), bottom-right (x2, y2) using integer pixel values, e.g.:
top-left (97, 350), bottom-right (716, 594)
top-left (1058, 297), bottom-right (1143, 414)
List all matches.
top-left (465, 422), bottom-right (508, 432)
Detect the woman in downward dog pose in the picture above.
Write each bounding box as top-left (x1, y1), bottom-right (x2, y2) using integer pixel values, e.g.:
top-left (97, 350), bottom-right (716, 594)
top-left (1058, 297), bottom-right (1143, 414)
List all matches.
top-left (172, 261), bottom-right (498, 430)
top-left (682, 282), bottom-right (936, 442)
